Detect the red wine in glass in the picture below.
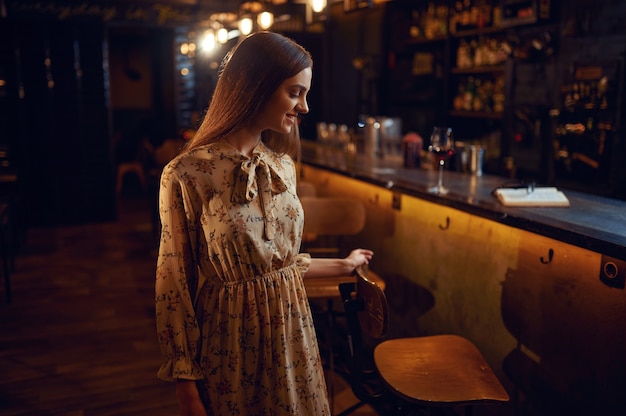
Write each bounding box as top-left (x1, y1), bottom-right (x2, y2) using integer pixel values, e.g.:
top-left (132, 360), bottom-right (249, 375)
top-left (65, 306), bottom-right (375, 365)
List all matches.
top-left (432, 148), bottom-right (455, 163)
top-left (428, 127), bottom-right (454, 194)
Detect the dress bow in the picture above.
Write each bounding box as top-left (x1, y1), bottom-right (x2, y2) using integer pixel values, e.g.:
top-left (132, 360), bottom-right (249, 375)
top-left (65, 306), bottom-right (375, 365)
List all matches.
top-left (231, 153), bottom-right (288, 240)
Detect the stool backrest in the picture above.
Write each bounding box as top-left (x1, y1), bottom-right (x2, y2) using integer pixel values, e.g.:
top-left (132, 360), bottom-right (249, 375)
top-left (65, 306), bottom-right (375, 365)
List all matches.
top-left (300, 197), bottom-right (366, 257)
top-left (296, 181), bottom-right (317, 198)
top-left (355, 265), bottom-right (388, 339)
top-left (338, 266), bottom-right (389, 406)
top-left (339, 265), bottom-right (389, 341)
top-left (300, 197), bottom-right (366, 236)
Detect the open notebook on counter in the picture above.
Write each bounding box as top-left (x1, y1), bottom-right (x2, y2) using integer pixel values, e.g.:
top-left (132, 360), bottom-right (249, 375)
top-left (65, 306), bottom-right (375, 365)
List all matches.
top-left (494, 187), bottom-right (570, 207)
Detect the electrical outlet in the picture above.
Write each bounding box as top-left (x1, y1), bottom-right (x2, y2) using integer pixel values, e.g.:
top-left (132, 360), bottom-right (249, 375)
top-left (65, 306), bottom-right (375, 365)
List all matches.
top-left (599, 255), bottom-right (626, 289)
top-left (392, 192), bottom-right (401, 211)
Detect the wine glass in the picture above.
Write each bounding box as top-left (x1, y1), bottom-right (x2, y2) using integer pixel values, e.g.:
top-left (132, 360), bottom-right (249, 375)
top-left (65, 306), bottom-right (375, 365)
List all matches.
top-left (428, 127), bottom-right (455, 195)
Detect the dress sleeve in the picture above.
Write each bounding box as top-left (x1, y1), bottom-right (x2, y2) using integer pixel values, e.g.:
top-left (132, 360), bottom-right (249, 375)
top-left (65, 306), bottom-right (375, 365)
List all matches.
top-left (155, 166), bottom-right (203, 382)
top-left (295, 252), bottom-right (312, 275)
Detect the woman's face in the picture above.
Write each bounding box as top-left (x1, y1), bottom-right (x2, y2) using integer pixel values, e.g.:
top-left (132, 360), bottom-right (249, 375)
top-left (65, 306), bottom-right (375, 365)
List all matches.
top-left (256, 67), bottom-right (312, 134)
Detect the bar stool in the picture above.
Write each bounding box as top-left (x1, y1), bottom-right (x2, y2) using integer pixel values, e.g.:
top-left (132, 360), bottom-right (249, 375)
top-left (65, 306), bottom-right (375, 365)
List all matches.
top-left (299, 196), bottom-right (385, 411)
top-left (115, 161), bottom-right (146, 195)
top-left (338, 266), bottom-right (510, 415)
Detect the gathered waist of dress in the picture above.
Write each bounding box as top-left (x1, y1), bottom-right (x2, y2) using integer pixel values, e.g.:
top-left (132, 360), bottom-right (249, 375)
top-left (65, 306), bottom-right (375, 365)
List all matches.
top-left (220, 263), bottom-right (300, 287)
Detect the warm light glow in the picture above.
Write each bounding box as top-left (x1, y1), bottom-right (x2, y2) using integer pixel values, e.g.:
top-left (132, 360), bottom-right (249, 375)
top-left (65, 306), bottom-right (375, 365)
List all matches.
top-left (216, 27), bottom-right (229, 44)
top-left (210, 12), bottom-right (238, 25)
top-left (257, 11), bottom-right (274, 29)
top-left (311, 0), bottom-right (327, 13)
top-left (240, 1), bottom-right (264, 14)
top-left (180, 42), bottom-right (189, 55)
top-left (201, 30), bottom-right (216, 52)
top-left (180, 67), bottom-right (190, 76)
top-left (239, 17), bottom-right (253, 36)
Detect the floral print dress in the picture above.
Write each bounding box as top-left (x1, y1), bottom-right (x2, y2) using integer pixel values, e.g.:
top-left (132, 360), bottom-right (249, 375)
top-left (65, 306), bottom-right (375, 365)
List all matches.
top-left (155, 140), bottom-right (330, 415)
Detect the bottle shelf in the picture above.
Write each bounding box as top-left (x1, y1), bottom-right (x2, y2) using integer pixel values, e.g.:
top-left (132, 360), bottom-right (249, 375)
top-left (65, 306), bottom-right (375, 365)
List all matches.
top-left (453, 26), bottom-right (508, 38)
top-left (449, 110), bottom-right (503, 119)
top-left (405, 36), bottom-right (447, 46)
top-left (451, 65), bottom-right (506, 75)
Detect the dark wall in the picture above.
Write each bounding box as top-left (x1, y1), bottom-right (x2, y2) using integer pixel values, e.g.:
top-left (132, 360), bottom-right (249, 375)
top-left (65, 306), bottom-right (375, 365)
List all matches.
top-left (1, 17), bottom-right (179, 227)
top-left (326, 2), bottom-right (386, 127)
top-left (109, 26), bottom-right (177, 150)
top-left (6, 19), bottom-right (115, 226)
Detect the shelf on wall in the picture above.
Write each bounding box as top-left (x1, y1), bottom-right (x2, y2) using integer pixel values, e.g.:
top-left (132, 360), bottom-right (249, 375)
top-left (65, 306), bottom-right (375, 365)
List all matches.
top-left (404, 35), bottom-right (447, 46)
top-left (451, 65), bottom-right (506, 74)
top-left (453, 26), bottom-right (510, 38)
top-left (449, 110), bottom-right (504, 119)
top-left (390, 99), bottom-right (442, 106)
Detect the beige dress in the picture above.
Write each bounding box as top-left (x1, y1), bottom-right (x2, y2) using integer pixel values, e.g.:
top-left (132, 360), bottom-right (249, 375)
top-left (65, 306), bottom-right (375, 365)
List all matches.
top-left (155, 140), bottom-right (330, 415)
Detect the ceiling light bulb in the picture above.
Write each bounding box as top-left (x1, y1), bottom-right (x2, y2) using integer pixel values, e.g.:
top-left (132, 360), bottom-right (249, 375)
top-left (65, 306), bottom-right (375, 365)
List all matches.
top-left (217, 27), bottom-right (228, 44)
top-left (239, 17), bottom-right (253, 36)
top-left (257, 11), bottom-right (274, 30)
top-left (201, 30), bottom-right (216, 52)
top-left (311, 0), bottom-right (326, 13)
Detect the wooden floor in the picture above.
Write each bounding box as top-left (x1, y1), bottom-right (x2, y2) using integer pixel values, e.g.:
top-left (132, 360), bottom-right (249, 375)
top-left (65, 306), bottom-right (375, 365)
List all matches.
top-left (0, 196), bottom-right (377, 416)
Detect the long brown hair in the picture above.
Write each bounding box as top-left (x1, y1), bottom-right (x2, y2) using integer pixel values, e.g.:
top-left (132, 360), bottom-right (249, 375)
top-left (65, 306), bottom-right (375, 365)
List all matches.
top-left (186, 32), bottom-right (313, 158)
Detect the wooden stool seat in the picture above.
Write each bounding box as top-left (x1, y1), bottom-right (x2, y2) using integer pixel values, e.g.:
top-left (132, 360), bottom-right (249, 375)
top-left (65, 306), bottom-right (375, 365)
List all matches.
top-left (305, 270), bottom-right (386, 300)
top-left (375, 335), bottom-right (510, 406)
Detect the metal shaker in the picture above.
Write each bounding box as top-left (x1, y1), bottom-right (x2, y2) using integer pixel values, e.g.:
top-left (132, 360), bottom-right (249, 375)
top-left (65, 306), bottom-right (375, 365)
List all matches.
top-left (469, 145), bottom-right (485, 176)
top-left (363, 117), bottom-right (380, 158)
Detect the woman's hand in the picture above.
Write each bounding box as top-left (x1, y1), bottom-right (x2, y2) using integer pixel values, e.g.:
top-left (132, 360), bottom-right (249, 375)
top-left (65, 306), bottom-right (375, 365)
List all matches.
top-left (345, 248), bottom-right (374, 272)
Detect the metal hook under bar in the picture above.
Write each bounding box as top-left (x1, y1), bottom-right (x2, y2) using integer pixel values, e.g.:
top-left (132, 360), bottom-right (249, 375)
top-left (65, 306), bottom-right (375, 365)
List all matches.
top-left (540, 248), bottom-right (554, 264)
top-left (439, 216), bottom-right (450, 230)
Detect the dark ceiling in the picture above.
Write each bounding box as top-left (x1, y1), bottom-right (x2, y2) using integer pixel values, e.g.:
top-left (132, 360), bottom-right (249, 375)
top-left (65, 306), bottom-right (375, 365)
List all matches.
top-left (5, 0), bottom-right (319, 30)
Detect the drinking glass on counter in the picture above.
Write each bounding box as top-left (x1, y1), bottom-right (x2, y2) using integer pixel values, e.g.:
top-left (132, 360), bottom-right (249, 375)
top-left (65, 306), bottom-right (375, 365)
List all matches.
top-left (428, 126), bottom-right (455, 195)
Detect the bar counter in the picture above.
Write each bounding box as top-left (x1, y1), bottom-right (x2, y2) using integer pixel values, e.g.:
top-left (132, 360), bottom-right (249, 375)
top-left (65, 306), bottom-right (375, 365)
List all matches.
top-left (300, 140), bottom-right (626, 414)
top-left (301, 141), bottom-right (626, 262)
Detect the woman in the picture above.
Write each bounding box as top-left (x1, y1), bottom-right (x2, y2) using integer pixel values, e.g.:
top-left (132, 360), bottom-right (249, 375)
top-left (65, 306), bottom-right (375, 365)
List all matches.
top-left (155, 32), bottom-right (373, 416)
